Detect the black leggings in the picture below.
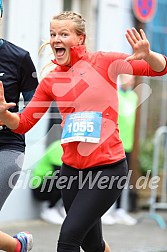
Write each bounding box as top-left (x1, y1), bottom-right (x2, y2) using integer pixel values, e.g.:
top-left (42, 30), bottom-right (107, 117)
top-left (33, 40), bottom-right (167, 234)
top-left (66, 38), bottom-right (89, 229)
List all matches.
top-left (57, 159), bottom-right (128, 252)
top-left (116, 152), bottom-right (131, 209)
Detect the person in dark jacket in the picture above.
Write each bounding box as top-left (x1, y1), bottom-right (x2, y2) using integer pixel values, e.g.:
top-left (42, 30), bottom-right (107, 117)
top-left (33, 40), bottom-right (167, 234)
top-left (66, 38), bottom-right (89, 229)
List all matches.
top-left (0, 1), bottom-right (38, 251)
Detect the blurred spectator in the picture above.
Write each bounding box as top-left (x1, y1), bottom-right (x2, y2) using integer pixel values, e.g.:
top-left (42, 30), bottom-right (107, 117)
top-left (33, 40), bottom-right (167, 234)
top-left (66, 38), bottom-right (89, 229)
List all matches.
top-left (45, 101), bottom-right (62, 147)
top-left (31, 139), bottom-right (66, 224)
top-left (0, 0), bottom-right (38, 250)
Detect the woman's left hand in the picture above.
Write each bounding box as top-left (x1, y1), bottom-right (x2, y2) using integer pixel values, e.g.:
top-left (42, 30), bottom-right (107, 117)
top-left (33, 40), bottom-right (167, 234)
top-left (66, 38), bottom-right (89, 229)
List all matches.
top-left (0, 81), bottom-right (16, 114)
top-left (125, 27), bottom-right (151, 61)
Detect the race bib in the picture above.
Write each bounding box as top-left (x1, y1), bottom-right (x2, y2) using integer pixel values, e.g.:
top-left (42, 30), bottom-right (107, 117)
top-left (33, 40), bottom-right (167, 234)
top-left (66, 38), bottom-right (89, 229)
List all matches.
top-left (61, 111), bottom-right (102, 144)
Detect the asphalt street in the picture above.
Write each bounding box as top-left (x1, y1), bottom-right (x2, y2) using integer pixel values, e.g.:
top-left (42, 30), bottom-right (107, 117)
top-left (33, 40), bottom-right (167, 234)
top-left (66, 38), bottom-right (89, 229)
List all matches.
top-left (0, 210), bottom-right (167, 252)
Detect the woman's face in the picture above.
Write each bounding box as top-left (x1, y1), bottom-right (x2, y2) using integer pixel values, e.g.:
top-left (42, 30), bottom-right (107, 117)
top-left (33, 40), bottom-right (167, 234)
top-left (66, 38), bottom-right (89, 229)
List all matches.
top-left (50, 19), bottom-right (84, 66)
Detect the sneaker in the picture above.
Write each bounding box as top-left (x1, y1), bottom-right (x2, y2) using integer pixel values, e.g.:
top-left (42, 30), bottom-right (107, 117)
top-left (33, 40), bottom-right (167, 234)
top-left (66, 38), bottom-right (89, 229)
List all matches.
top-left (40, 207), bottom-right (64, 225)
top-left (57, 205), bottom-right (66, 219)
top-left (102, 212), bottom-right (116, 225)
top-left (13, 232), bottom-right (33, 252)
top-left (113, 208), bottom-right (137, 225)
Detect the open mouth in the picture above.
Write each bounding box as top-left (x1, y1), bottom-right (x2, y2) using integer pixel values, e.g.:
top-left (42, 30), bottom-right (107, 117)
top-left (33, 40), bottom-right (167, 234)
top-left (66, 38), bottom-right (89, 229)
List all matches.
top-left (56, 48), bottom-right (66, 57)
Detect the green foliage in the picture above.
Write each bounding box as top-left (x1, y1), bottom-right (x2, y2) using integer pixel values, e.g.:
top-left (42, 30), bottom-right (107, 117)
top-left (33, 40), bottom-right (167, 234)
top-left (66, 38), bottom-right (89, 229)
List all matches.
top-left (139, 139), bottom-right (154, 176)
top-left (139, 137), bottom-right (165, 176)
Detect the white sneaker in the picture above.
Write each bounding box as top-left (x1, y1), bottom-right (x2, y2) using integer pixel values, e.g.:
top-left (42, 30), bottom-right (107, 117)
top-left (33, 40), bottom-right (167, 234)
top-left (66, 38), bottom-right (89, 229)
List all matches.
top-left (102, 212), bottom-right (116, 225)
top-left (40, 207), bottom-right (64, 225)
top-left (113, 208), bottom-right (137, 225)
top-left (58, 206), bottom-right (66, 219)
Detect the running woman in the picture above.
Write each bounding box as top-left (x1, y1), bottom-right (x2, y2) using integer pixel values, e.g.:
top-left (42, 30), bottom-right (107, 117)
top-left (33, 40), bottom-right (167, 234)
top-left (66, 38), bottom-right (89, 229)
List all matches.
top-left (0, 11), bottom-right (167, 252)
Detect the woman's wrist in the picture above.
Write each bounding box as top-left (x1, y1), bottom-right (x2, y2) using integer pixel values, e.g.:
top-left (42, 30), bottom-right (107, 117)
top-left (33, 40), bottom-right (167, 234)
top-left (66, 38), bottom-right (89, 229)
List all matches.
top-left (144, 51), bottom-right (166, 72)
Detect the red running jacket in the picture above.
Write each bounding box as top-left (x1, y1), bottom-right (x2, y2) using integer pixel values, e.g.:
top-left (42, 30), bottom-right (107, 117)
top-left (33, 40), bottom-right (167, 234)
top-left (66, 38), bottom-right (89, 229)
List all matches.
top-left (13, 45), bottom-right (167, 169)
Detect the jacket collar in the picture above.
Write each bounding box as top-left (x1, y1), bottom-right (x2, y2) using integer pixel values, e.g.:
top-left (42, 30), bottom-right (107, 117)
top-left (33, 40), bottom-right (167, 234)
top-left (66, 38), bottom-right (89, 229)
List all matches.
top-left (52, 45), bottom-right (87, 71)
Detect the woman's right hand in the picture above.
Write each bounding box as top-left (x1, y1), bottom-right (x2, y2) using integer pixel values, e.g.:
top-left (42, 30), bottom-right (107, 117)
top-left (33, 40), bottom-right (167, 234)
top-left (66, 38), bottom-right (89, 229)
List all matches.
top-left (0, 81), bottom-right (16, 114)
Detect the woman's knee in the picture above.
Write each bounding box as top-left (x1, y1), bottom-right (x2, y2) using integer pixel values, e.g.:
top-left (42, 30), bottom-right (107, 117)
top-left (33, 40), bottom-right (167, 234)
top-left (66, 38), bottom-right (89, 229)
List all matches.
top-left (58, 223), bottom-right (82, 251)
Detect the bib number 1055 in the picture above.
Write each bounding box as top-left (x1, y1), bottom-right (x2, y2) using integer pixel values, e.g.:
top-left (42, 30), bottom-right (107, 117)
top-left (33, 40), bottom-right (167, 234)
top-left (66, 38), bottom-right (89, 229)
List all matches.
top-left (68, 121), bottom-right (94, 133)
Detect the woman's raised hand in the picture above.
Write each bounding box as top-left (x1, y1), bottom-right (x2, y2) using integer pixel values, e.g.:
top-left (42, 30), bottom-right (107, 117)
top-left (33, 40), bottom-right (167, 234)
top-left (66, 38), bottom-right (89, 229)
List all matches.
top-left (0, 81), bottom-right (16, 114)
top-left (125, 27), bottom-right (151, 61)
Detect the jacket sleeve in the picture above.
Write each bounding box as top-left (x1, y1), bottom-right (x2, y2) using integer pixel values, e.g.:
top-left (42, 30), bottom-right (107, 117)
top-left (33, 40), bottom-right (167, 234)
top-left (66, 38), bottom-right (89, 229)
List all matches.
top-left (12, 79), bottom-right (53, 134)
top-left (19, 52), bottom-right (38, 91)
top-left (130, 55), bottom-right (167, 76)
top-left (102, 52), bottom-right (167, 80)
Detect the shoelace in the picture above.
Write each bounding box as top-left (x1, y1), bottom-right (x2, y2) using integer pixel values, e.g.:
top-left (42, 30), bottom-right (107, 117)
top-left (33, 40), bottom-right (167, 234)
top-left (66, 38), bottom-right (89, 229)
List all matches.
top-left (0, 0), bottom-right (3, 17)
